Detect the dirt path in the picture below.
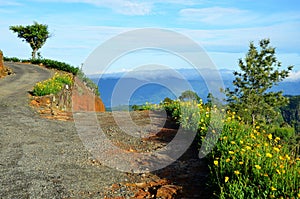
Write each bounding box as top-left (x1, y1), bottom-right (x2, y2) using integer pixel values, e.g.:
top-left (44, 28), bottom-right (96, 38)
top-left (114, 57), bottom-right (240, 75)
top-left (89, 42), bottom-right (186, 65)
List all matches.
top-left (0, 63), bottom-right (210, 198)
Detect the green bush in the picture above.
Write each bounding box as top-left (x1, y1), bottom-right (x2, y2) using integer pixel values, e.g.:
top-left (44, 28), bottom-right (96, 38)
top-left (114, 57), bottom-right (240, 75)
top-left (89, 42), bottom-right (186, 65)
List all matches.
top-left (207, 114), bottom-right (300, 198)
top-left (4, 57), bottom-right (79, 75)
top-left (4, 57), bottom-right (21, 62)
top-left (76, 69), bottom-right (100, 96)
top-left (269, 126), bottom-right (295, 141)
top-left (160, 98), bottom-right (180, 119)
top-left (32, 72), bottom-right (73, 96)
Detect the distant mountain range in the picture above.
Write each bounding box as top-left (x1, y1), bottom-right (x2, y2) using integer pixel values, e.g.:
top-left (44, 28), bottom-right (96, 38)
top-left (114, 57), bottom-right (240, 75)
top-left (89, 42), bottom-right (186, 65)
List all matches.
top-left (88, 68), bottom-right (300, 108)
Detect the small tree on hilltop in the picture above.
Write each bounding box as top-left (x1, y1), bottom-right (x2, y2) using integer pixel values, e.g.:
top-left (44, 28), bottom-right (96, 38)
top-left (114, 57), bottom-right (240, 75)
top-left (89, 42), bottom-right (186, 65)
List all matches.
top-left (179, 90), bottom-right (200, 102)
top-left (225, 39), bottom-right (293, 125)
top-left (10, 21), bottom-right (50, 59)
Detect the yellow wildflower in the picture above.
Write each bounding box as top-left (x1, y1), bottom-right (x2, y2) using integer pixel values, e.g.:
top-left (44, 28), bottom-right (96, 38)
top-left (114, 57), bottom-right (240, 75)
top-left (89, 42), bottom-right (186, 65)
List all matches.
top-left (255, 165), bottom-right (261, 170)
top-left (273, 147), bottom-right (280, 152)
top-left (263, 173), bottom-right (268, 177)
top-left (234, 170), bottom-right (240, 175)
top-left (225, 176), bottom-right (229, 183)
top-left (225, 158), bottom-right (230, 163)
top-left (245, 146), bottom-right (251, 150)
top-left (271, 186), bottom-right (277, 191)
top-left (266, 153), bottom-right (273, 158)
top-left (275, 137), bottom-right (281, 141)
top-left (214, 160), bottom-right (218, 166)
top-left (239, 161), bottom-right (244, 165)
top-left (279, 156), bottom-right (285, 160)
top-left (229, 151), bottom-right (235, 155)
top-left (268, 134), bottom-right (273, 140)
top-left (231, 141), bottom-right (236, 144)
top-left (285, 154), bottom-right (291, 160)
top-left (276, 169), bottom-right (281, 175)
top-left (264, 142), bottom-right (269, 147)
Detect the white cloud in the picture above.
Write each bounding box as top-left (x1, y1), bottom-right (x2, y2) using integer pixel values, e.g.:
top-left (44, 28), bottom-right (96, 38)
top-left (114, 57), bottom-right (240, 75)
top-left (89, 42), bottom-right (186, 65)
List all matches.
top-left (30, 0), bottom-right (204, 15)
top-left (286, 70), bottom-right (300, 82)
top-left (89, 0), bottom-right (153, 16)
top-left (179, 7), bottom-right (255, 26)
top-left (179, 6), bottom-right (300, 27)
top-left (0, 0), bottom-right (23, 6)
top-left (178, 22), bottom-right (300, 54)
top-left (31, 0), bottom-right (152, 15)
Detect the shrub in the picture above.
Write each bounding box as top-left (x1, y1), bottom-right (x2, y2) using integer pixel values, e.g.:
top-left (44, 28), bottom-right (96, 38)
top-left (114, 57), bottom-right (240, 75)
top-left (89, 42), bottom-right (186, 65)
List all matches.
top-left (4, 57), bottom-right (20, 62)
top-left (32, 72), bottom-right (73, 96)
top-left (160, 98), bottom-right (180, 119)
top-left (76, 69), bottom-right (100, 96)
top-left (4, 57), bottom-right (79, 75)
top-left (269, 126), bottom-right (295, 141)
top-left (207, 116), bottom-right (300, 198)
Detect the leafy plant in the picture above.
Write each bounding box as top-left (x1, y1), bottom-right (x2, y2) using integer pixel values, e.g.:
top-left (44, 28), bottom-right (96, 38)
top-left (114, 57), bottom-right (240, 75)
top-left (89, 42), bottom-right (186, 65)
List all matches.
top-left (10, 21), bottom-right (50, 59)
top-left (207, 116), bottom-right (300, 198)
top-left (225, 39), bottom-right (293, 125)
top-left (32, 72), bottom-right (73, 96)
top-left (4, 57), bottom-right (79, 75)
top-left (76, 69), bottom-right (100, 96)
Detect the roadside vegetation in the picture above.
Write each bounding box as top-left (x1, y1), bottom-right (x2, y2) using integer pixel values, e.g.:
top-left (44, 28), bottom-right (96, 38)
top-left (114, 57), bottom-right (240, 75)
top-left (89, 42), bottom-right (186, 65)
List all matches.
top-left (134, 39), bottom-right (300, 198)
top-left (32, 72), bottom-right (73, 96)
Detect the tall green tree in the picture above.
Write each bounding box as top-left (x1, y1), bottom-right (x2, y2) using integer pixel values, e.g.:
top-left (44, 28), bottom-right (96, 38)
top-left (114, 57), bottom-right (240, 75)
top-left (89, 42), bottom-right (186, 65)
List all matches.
top-left (10, 21), bottom-right (50, 59)
top-left (225, 39), bottom-right (293, 125)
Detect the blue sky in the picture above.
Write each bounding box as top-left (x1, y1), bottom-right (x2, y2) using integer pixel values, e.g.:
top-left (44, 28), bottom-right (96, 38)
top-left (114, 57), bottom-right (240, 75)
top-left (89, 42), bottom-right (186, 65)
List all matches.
top-left (1, 0), bottom-right (300, 78)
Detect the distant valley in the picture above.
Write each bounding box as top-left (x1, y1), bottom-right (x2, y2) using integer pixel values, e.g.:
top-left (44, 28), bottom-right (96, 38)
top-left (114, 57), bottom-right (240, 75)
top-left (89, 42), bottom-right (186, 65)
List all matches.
top-left (89, 68), bottom-right (300, 108)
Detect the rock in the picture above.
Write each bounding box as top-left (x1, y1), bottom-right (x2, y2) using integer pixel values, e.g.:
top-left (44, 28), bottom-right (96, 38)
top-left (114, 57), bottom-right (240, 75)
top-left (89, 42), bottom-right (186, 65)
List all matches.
top-left (0, 50), bottom-right (4, 71)
top-left (135, 182), bottom-right (147, 189)
top-left (134, 189), bottom-right (151, 198)
top-left (156, 185), bottom-right (182, 199)
top-left (0, 50), bottom-right (6, 77)
top-left (72, 77), bottom-right (105, 112)
top-left (39, 96), bottom-right (52, 106)
top-left (30, 100), bottom-right (39, 107)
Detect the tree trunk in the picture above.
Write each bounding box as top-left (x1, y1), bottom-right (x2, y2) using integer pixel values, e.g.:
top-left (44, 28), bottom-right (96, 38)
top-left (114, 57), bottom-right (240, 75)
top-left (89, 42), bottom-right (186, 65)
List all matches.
top-left (32, 49), bottom-right (37, 59)
top-left (252, 113), bottom-right (256, 126)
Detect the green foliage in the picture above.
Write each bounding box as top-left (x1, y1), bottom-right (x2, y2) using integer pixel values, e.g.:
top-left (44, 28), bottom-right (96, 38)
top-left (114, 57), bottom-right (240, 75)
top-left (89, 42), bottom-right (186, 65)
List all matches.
top-left (10, 21), bottom-right (50, 59)
top-left (280, 95), bottom-right (300, 133)
top-left (76, 69), bottom-right (100, 96)
top-left (3, 57), bottom-right (21, 62)
top-left (179, 90), bottom-right (200, 102)
top-left (268, 126), bottom-right (295, 142)
top-left (32, 72), bottom-right (73, 96)
top-left (4, 57), bottom-right (79, 75)
top-left (225, 39), bottom-right (293, 125)
top-left (137, 99), bottom-right (299, 198)
top-left (32, 59), bottom-right (79, 75)
top-left (207, 116), bottom-right (300, 198)
top-left (160, 97), bottom-right (179, 118)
